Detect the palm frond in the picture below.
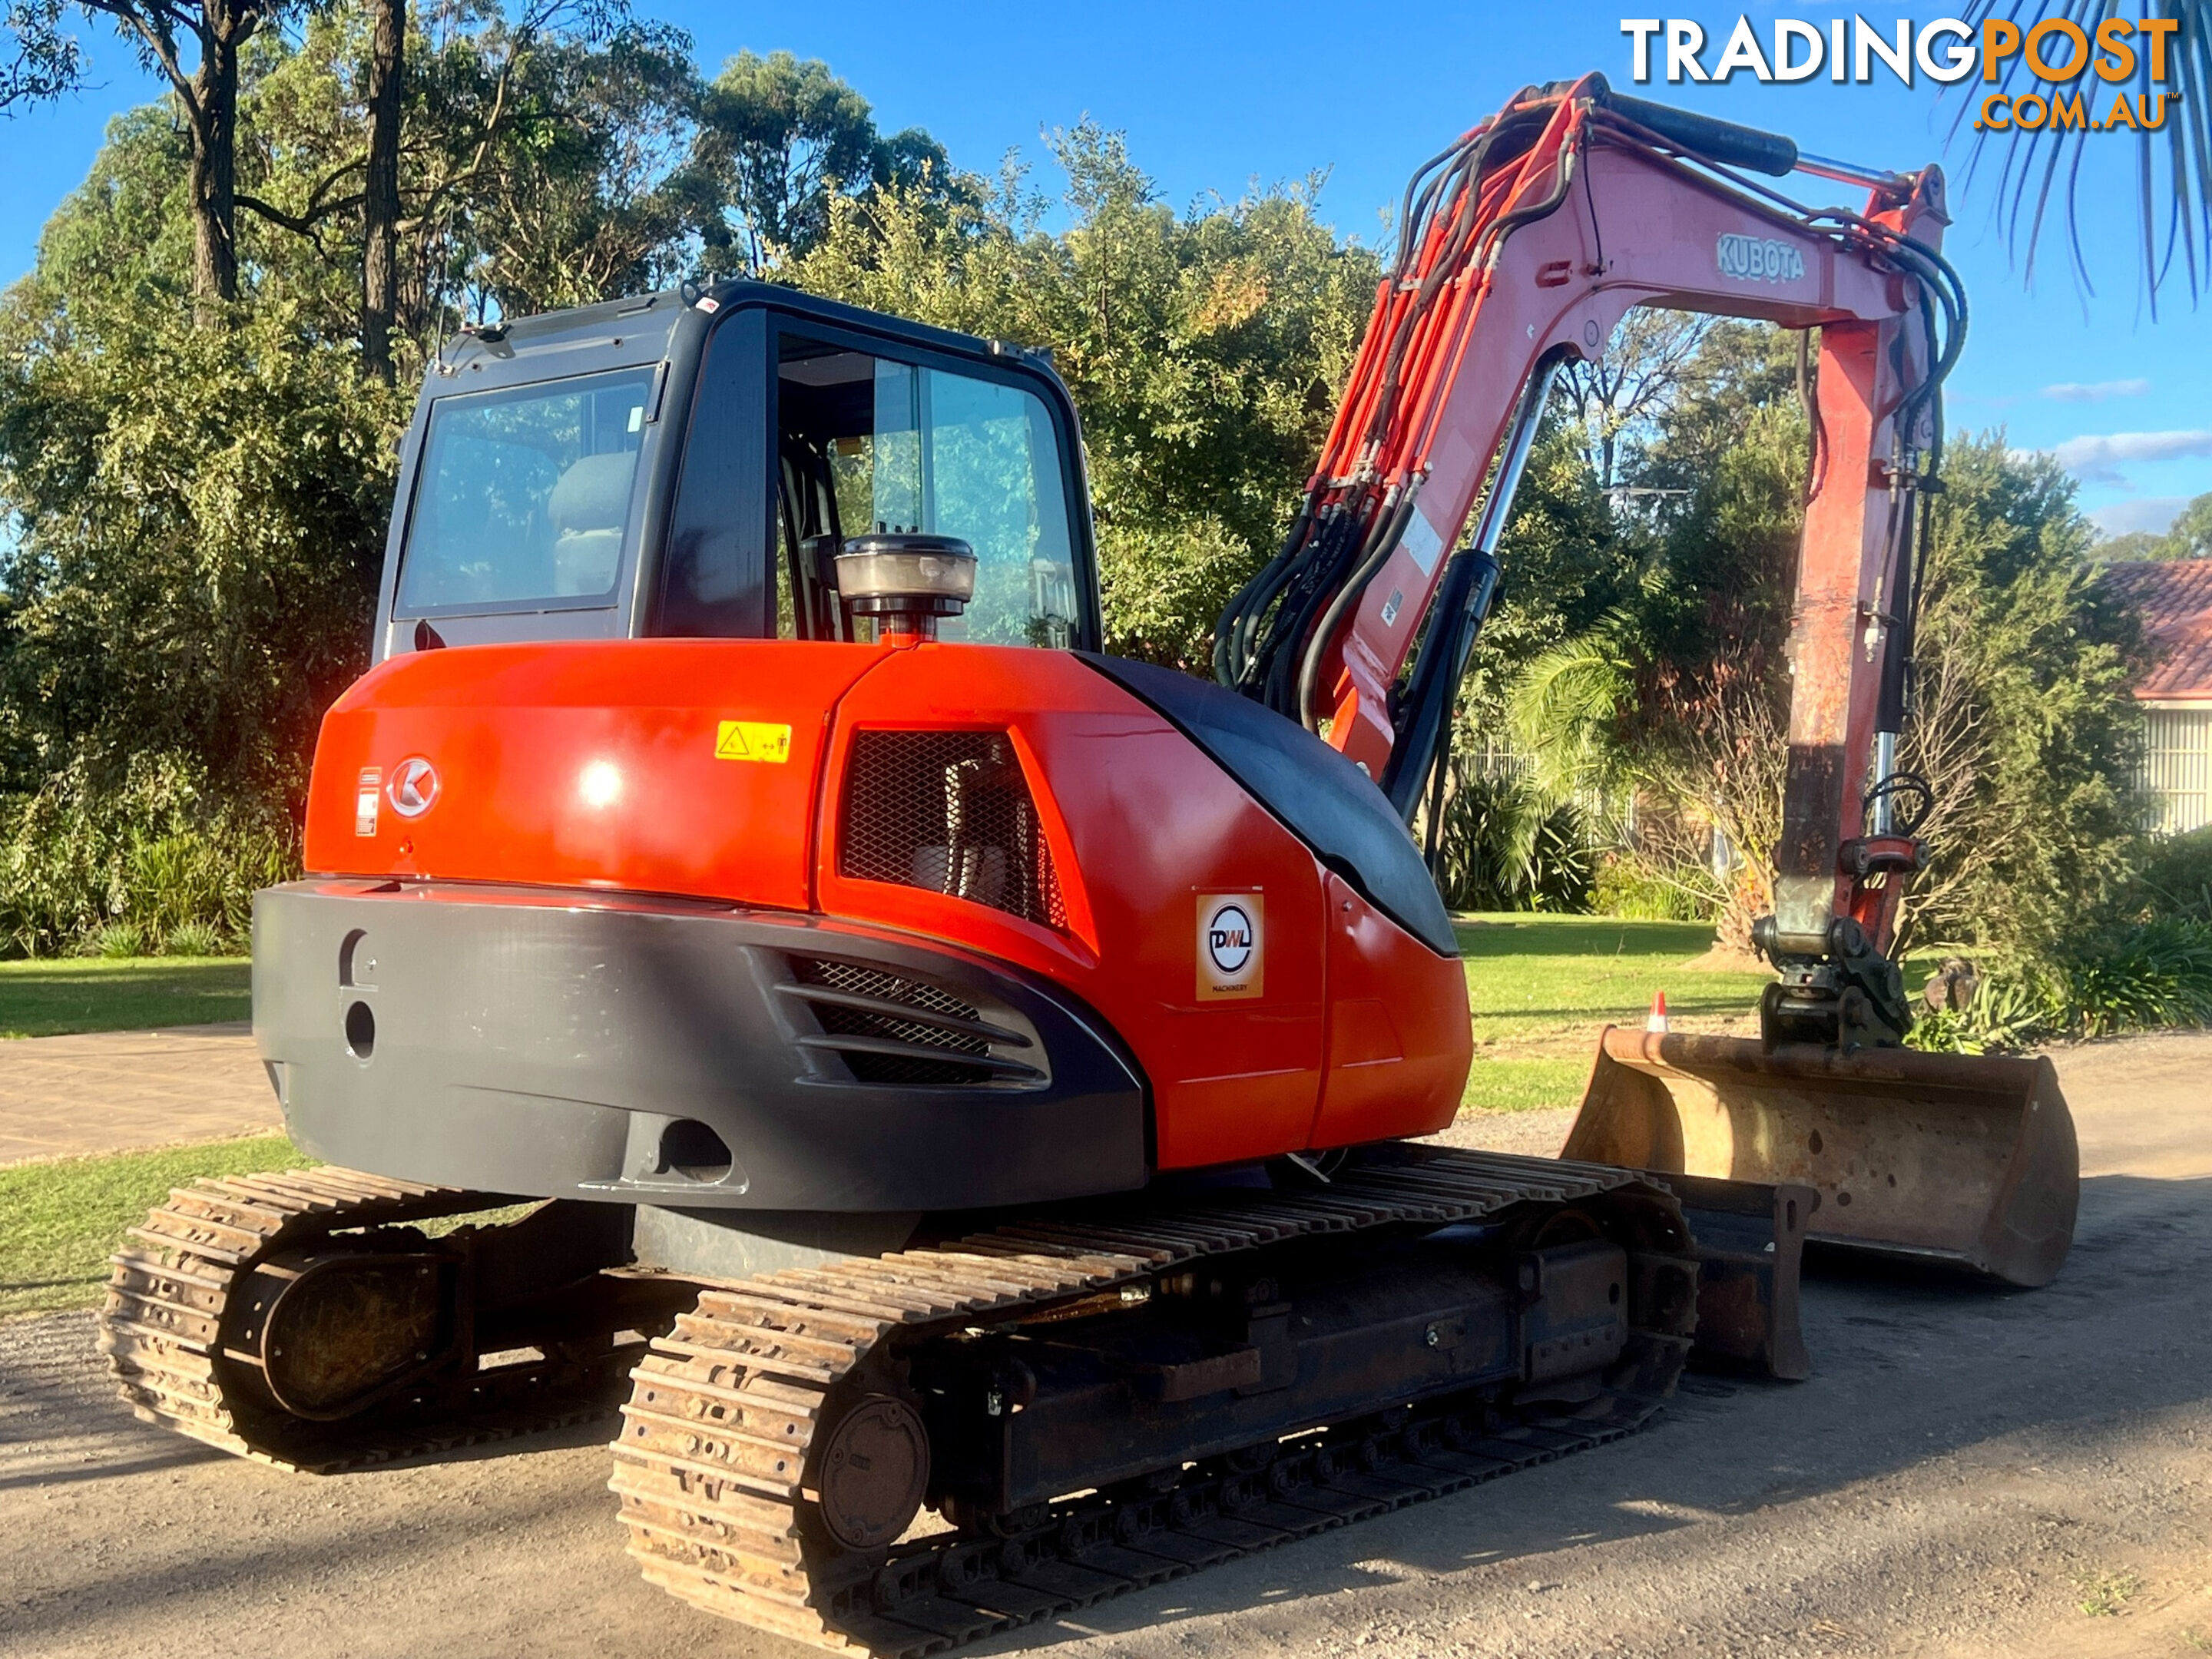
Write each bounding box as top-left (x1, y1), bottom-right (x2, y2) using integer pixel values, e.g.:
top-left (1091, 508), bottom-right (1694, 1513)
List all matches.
top-left (1505, 614), bottom-right (1638, 805)
top-left (1959, 0), bottom-right (2212, 309)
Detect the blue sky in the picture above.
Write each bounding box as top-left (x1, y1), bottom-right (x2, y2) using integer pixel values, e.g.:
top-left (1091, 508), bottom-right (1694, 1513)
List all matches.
top-left (3, 0), bottom-right (2208, 532)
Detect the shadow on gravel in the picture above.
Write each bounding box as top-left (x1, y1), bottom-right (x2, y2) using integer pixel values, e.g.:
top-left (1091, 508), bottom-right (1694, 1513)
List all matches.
top-left (0, 1312), bottom-right (226, 1492)
top-left (0, 1442), bottom-right (227, 1495)
top-left (7, 1174), bottom-right (2208, 1656)
top-left (972, 1171), bottom-right (2212, 1653)
top-left (0, 1313), bottom-right (654, 1649)
top-left (0, 1474), bottom-right (614, 1649)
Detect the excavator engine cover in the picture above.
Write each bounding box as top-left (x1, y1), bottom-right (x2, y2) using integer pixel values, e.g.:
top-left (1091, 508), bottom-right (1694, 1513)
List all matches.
top-left (1563, 1028), bottom-right (2078, 1287)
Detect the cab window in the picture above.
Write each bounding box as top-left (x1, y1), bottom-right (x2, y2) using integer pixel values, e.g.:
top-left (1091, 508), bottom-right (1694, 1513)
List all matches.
top-left (399, 367), bottom-right (654, 612)
top-left (776, 336), bottom-right (1079, 647)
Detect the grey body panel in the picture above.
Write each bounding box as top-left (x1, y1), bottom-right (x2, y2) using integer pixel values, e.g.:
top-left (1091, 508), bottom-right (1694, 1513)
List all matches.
top-left (255, 880), bottom-right (1147, 1212)
top-left (631, 1206), bottom-right (922, 1280)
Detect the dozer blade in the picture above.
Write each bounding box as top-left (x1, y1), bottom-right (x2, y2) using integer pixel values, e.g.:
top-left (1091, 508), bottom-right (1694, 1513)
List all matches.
top-left (1561, 1028), bottom-right (2078, 1288)
top-left (1669, 1172), bottom-right (1813, 1381)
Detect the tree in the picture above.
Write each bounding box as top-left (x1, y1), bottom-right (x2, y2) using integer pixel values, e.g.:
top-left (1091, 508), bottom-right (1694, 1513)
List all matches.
top-left (238, 0), bottom-right (695, 334)
top-left (2, 0), bottom-right (285, 311)
top-left (1508, 390), bottom-right (1805, 945)
top-left (359, 0), bottom-right (402, 379)
top-left (2098, 529), bottom-right (2174, 561)
top-left (1551, 308), bottom-right (1711, 494)
top-left (2095, 492), bottom-right (2212, 561)
top-left (0, 294), bottom-right (407, 806)
top-left (1456, 419), bottom-right (1646, 710)
top-left (681, 49), bottom-right (956, 274)
top-left (2170, 494), bottom-right (2212, 557)
top-left (18, 0), bottom-right (703, 359)
top-left (785, 121), bottom-right (1379, 668)
top-left (1896, 435), bottom-right (2145, 959)
top-left (430, 15), bottom-right (697, 315)
top-left (1506, 313), bottom-right (2147, 962)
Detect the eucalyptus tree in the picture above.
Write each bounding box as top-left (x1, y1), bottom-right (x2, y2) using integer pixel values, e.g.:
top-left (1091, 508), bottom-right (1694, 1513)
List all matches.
top-left (2, 0), bottom-right (293, 312)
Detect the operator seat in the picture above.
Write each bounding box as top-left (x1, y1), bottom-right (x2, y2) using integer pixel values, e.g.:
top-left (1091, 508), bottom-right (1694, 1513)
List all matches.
top-left (548, 452), bottom-right (634, 596)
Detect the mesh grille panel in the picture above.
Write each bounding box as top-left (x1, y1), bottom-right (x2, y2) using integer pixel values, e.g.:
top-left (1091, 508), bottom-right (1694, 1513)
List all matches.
top-left (840, 730), bottom-right (1067, 929)
top-left (790, 957), bottom-right (1000, 1087)
top-left (793, 959), bottom-right (989, 1055)
top-left (842, 1050), bottom-right (997, 1087)
top-left (798, 958), bottom-right (981, 1022)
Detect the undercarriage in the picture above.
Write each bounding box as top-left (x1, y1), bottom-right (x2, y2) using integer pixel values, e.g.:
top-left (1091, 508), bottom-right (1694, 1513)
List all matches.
top-left (101, 1170), bottom-right (695, 1471)
top-left (104, 1147), bottom-right (1704, 1652)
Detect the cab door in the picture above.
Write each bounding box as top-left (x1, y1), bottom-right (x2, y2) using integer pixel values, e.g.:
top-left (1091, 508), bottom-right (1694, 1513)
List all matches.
top-left (732, 307), bottom-right (1102, 651)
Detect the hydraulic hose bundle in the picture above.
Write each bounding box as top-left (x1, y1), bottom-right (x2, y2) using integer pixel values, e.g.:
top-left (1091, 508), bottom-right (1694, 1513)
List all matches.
top-left (1214, 88), bottom-right (1583, 730)
top-left (1214, 75), bottom-right (1969, 860)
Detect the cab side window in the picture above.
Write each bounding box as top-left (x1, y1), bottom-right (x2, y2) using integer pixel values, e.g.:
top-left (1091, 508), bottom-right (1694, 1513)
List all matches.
top-left (776, 336), bottom-right (1079, 647)
top-left (401, 368), bottom-right (652, 613)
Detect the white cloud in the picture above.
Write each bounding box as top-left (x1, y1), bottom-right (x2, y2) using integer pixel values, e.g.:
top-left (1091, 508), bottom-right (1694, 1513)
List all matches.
top-left (2041, 378), bottom-right (2152, 403)
top-left (2088, 496), bottom-right (2190, 537)
top-left (2039, 430), bottom-right (2212, 485)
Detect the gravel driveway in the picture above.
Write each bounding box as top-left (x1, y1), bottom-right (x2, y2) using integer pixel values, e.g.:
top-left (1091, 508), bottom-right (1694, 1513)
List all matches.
top-left (4, 1035), bottom-right (2209, 1658)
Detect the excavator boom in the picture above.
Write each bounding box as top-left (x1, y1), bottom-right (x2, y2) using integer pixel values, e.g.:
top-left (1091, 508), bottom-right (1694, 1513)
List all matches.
top-left (1220, 74), bottom-right (2074, 1284)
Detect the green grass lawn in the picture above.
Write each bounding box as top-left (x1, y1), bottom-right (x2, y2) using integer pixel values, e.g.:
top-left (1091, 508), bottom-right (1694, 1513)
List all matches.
top-left (0, 957), bottom-right (251, 1038)
top-left (1455, 914), bottom-right (1774, 1114)
top-left (0, 1133), bottom-right (310, 1318)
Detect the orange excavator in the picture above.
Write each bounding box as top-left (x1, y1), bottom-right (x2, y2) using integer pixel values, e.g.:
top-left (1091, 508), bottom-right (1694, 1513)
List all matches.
top-left (103, 74), bottom-right (2076, 1652)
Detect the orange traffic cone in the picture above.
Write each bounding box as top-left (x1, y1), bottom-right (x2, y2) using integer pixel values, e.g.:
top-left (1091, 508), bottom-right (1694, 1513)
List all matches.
top-left (1645, 990), bottom-right (1670, 1034)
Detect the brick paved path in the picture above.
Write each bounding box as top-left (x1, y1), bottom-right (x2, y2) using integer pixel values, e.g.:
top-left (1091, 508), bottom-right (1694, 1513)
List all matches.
top-left (0, 1025), bottom-right (280, 1165)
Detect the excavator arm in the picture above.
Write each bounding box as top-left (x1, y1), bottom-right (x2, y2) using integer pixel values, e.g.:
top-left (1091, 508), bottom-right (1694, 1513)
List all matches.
top-left (1217, 72), bottom-right (1965, 1049)
top-left (1232, 78), bottom-right (2075, 1292)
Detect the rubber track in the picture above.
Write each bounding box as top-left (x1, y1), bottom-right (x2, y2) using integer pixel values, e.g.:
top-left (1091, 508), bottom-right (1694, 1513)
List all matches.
top-left (101, 1169), bottom-right (627, 1473)
top-left (611, 1148), bottom-right (1690, 1654)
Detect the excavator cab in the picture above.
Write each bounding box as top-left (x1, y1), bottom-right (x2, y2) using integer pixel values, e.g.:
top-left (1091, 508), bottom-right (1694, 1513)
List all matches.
top-left (377, 286), bottom-right (1100, 657)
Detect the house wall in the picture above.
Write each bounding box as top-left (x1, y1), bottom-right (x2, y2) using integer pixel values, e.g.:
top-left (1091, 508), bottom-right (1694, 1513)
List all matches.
top-left (2139, 703), bottom-right (2212, 834)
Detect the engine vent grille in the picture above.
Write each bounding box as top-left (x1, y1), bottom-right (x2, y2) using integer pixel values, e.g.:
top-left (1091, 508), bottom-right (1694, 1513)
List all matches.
top-left (840, 730), bottom-right (1067, 929)
top-left (799, 956), bottom-right (979, 1022)
top-left (783, 957), bottom-right (1041, 1088)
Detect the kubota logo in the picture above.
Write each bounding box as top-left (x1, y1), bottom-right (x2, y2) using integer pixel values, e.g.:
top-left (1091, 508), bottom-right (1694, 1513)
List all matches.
top-left (1717, 233), bottom-right (1805, 285)
top-left (387, 757), bottom-right (439, 818)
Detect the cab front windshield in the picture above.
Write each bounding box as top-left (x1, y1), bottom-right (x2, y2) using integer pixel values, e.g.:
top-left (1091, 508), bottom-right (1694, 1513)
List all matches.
top-left (399, 366), bottom-right (655, 612)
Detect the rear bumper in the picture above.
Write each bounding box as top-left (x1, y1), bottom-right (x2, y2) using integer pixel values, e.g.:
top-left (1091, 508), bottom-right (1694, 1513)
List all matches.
top-left (253, 880), bottom-right (1148, 1211)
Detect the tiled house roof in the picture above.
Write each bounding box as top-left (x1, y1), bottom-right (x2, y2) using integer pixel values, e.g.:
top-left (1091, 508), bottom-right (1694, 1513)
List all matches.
top-left (2102, 558), bottom-right (2212, 700)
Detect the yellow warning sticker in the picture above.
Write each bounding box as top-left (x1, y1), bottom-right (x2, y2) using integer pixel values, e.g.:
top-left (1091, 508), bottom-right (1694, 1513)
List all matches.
top-left (714, 720), bottom-right (793, 763)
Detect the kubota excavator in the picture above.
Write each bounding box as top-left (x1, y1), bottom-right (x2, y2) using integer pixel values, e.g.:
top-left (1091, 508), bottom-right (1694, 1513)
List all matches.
top-left (102, 74), bottom-right (2078, 1654)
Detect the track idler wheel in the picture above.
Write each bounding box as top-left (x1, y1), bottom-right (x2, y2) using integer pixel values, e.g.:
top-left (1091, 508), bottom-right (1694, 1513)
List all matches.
top-left (815, 1393), bottom-right (932, 1550)
top-left (230, 1246), bottom-right (456, 1420)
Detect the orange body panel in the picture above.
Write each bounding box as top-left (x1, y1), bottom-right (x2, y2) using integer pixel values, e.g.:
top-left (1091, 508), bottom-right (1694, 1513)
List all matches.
top-left (302, 637), bottom-right (1471, 1173)
top-left (305, 641), bottom-right (883, 910)
top-left (1311, 873), bottom-right (1469, 1146)
top-left (819, 644), bottom-right (1333, 1170)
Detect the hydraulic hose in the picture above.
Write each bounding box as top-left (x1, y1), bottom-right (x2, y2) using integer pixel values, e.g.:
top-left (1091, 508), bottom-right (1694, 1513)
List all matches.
top-left (1295, 485), bottom-right (1419, 730)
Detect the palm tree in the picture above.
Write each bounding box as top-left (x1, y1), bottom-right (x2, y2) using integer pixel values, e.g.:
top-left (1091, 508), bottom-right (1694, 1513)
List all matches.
top-left (1959, 0), bottom-right (2209, 309)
